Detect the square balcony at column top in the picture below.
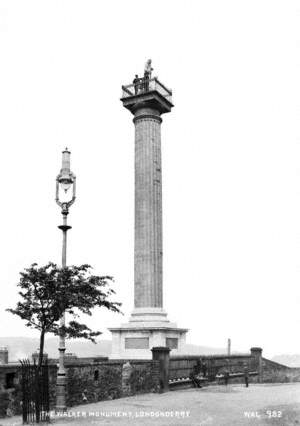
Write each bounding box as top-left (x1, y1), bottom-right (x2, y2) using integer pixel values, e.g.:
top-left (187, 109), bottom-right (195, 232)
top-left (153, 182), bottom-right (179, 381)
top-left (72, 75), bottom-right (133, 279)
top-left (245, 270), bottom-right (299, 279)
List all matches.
top-left (121, 77), bottom-right (174, 114)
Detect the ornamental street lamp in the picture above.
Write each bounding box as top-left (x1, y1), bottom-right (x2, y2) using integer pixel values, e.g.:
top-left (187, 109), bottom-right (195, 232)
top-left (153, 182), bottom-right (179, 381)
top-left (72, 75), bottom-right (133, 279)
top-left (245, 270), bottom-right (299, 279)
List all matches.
top-left (55, 148), bottom-right (76, 411)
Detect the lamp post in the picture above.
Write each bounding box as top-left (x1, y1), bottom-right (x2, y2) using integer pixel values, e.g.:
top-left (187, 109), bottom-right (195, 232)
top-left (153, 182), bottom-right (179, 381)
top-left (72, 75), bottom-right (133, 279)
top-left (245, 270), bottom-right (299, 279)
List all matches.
top-left (55, 148), bottom-right (76, 411)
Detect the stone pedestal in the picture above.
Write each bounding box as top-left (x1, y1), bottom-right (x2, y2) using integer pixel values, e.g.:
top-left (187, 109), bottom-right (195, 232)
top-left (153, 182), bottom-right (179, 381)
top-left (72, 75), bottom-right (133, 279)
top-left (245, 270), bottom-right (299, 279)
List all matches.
top-left (110, 310), bottom-right (187, 359)
top-left (110, 307), bottom-right (187, 359)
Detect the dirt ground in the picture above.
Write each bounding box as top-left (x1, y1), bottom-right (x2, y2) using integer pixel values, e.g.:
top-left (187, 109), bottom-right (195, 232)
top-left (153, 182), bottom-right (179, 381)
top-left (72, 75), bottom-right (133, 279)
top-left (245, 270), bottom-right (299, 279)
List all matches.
top-left (1, 383), bottom-right (300, 426)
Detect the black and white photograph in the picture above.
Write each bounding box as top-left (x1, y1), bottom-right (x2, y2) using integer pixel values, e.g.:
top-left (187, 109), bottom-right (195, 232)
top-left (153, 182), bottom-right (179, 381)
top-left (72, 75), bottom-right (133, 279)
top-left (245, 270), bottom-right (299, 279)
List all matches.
top-left (0, 1), bottom-right (299, 425)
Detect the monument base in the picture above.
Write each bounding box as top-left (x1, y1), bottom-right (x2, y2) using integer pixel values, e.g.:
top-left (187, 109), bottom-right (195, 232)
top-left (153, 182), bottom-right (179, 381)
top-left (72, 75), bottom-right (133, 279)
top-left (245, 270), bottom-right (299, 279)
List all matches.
top-left (109, 308), bottom-right (188, 359)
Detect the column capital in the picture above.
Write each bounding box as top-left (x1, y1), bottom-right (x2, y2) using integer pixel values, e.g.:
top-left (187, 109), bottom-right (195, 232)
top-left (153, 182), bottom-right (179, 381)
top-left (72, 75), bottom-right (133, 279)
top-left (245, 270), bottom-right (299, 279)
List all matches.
top-left (133, 106), bottom-right (162, 124)
top-left (133, 114), bottom-right (162, 124)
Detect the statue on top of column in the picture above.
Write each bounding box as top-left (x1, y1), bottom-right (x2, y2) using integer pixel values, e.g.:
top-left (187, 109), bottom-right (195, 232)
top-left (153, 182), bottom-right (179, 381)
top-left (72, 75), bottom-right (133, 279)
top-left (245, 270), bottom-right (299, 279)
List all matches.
top-left (143, 59), bottom-right (153, 92)
top-left (132, 60), bottom-right (154, 95)
top-left (144, 59), bottom-right (153, 79)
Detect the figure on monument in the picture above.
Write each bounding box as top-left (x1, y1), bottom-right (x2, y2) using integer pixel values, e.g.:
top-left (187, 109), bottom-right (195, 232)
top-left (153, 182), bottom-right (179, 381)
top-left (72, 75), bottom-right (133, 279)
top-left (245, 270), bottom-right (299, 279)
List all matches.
top-left (144, 59), bottom-right (153, 78)
top-left (133, 74), bottom-right (140, 95)
top-left (144, 59), bottom-right (153, 92)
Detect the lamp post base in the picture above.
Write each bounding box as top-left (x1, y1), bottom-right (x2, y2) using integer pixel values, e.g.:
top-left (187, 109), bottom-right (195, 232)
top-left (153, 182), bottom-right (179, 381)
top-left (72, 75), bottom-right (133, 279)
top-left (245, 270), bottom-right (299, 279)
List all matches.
top-left (56, 374), bottom-right (67, 412)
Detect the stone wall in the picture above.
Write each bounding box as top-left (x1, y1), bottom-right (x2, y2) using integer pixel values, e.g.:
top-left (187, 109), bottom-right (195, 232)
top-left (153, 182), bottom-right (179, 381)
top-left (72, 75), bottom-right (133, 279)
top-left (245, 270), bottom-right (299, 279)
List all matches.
top-left (64, 360), bottom-right (160, 406)
top-left (66, 363), bottom-right (122, 406)
top-left (0, 359), bottom-right (160, 417)
top-left (121, 360), bottom-right (160, 397)
top-left (0, 365), bottom-right (22, 417)
top-left (2, 349), bottom-right (300, 418)
top-left (0, 364), bottom-right (57, 417)
top-left (0, 389), bottom-right (21, 418)
top-left (261, 358), bottom-right (300, 383)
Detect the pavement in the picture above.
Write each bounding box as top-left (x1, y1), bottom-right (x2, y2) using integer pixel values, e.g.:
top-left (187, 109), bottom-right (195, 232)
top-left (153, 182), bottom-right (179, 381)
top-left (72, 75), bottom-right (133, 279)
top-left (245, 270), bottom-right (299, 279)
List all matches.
top-left (1, 383), bottom-right (300, 426)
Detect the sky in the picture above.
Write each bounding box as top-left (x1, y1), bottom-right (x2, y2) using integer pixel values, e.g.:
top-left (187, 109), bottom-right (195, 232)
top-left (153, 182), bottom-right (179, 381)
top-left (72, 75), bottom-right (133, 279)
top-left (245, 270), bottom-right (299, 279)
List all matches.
top-left (0, 0), bottom-right (299, 359)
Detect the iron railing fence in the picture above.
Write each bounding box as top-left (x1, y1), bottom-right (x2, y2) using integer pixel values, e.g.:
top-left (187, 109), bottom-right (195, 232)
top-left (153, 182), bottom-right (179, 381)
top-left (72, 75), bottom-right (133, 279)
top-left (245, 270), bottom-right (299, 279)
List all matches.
top-left (20, 359), bottom-right (50, 424)
top-left (169, 355), bottom-right (257, 382)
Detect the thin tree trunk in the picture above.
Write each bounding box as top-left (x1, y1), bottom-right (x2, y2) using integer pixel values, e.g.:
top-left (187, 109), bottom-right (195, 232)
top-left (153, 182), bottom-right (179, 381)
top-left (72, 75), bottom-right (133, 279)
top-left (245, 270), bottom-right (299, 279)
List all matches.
top-left (36, 329), bottom-right (45, 423)
top-left (38, 329), bottom-right (45, 368)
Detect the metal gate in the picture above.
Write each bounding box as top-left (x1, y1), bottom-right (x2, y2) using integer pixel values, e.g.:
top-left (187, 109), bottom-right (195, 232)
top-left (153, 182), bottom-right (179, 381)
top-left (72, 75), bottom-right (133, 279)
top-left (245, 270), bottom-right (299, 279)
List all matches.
top-left (20, 359), bottom-right (50, 424)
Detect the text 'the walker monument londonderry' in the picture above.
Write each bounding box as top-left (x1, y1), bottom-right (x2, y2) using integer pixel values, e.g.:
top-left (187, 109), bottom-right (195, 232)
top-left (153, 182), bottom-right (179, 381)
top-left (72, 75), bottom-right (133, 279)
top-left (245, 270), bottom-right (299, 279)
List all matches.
top-left (109, 61), bottom-right (188, 359)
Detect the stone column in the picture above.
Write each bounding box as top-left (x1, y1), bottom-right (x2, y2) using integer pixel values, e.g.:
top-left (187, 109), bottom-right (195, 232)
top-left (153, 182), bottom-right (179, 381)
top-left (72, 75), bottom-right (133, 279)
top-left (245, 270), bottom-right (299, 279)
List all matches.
top-left (134, 107), bottom-right (163, 309)
top-left (109, 74), bottom-right (188, 359)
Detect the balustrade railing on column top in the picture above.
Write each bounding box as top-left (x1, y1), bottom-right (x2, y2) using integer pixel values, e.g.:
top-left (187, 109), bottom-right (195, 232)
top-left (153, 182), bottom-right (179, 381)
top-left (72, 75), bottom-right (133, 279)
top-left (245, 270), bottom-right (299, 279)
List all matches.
top-left (121, 77), bottom-right (173, 103)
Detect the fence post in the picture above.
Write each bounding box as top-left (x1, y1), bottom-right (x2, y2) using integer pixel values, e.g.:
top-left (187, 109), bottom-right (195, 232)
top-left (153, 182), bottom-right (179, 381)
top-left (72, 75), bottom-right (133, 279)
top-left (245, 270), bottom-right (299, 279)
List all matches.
top-left (151, 347), bottom-right (170, 393)
top-left (250, 347), bottom-right (263, 383)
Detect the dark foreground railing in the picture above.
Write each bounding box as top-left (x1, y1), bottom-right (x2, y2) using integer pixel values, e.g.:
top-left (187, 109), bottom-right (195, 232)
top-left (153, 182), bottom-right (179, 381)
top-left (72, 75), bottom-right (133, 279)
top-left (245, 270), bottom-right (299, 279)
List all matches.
top-left (20, 359), bottom-right (50, 424)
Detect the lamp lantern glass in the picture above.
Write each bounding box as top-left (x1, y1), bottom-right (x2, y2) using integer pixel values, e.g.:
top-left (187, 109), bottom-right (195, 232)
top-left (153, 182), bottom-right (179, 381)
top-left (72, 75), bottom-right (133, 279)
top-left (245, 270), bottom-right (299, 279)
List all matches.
top-left (58, 175), bottom-right (73, 193)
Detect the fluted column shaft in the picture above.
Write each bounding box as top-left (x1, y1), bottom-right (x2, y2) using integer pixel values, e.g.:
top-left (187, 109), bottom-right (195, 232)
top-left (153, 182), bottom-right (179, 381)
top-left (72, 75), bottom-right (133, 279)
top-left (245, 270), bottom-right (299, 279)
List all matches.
top-left (134, 107), bottom-right (163, 308)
